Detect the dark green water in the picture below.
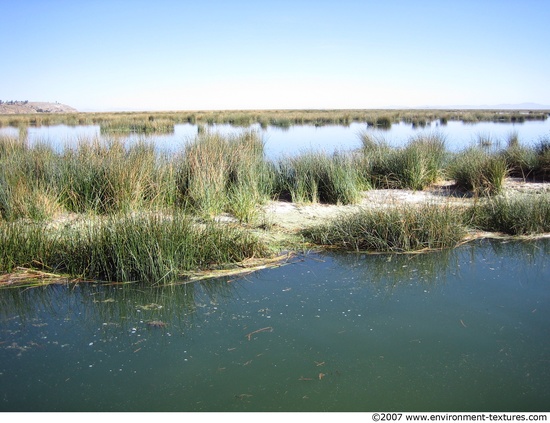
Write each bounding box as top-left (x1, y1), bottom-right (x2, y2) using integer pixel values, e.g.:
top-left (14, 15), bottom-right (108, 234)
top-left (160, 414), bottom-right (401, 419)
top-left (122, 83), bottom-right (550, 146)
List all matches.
top-left (1, 239), bottom-right (549, 412)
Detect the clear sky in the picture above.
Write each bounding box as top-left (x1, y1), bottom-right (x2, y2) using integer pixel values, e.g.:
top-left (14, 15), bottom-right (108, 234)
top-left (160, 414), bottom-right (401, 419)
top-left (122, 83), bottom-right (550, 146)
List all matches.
top-left (3, 0), bottom-right (550, 111)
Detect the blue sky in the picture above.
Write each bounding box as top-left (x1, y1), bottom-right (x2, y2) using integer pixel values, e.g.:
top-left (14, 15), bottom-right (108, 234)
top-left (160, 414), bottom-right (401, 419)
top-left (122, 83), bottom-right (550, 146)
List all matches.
top-left (3, 0), bottom-right (550, 111)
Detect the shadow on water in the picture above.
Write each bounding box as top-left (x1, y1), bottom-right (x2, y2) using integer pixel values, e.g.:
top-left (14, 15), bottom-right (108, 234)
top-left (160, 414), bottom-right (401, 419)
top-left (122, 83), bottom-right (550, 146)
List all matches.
top-left (0, 239), bottom-right (549, 411)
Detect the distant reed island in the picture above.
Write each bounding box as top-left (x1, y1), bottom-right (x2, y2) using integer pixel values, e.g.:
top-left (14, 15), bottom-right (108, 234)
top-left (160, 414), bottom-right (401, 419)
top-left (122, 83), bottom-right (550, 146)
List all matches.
top-left (1, 106), bottom-right (549, 129)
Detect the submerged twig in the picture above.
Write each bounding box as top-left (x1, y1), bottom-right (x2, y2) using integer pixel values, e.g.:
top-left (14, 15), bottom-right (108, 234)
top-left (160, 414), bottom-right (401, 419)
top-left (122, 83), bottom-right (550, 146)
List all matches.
top-left (245, 326), bottom-right (273, 341)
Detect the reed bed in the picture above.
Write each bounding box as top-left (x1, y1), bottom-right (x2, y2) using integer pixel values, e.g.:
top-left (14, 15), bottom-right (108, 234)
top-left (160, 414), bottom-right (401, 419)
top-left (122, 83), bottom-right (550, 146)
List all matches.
top-left (99, 118), bottom-right (175, 134)
top-left (1, 127), bottom-right (550, 285)
top-left (302, 204), bottom-right (467, 253)
top-left (0, 212), bottom-right (272, 284)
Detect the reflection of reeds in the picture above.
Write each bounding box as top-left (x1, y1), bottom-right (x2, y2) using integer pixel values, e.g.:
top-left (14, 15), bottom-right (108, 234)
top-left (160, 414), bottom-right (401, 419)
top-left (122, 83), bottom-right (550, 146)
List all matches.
top-left (328, 248), bottom-right (457, 291)
top-left (0, 269), bottom-right (239, 323)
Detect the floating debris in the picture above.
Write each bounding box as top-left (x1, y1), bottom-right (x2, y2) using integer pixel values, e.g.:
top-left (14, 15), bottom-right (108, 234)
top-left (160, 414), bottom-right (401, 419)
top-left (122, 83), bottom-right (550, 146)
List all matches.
top-left (146, 320), bottom-right (167, 328)
top-left (137, 303), bottom-right (163, 311)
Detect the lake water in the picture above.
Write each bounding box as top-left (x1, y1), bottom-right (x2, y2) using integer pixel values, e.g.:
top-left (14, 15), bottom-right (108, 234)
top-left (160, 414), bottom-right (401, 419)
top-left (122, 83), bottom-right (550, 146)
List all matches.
top-left (1, 238), bottom-right (549, 412)
top-left (1, 118), bottom-right (550, 158)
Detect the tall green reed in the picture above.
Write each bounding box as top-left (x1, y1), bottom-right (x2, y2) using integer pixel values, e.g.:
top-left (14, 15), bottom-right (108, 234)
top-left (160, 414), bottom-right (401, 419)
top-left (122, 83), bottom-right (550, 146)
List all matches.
top-left (0, 136), bottom-right (61, 220)
top-left (58, 137), bottom-right (176, 214)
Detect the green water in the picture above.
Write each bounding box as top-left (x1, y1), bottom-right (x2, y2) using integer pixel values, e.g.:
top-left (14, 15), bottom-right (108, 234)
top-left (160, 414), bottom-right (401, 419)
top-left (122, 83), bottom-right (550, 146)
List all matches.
top-left (1, 239), bottom-right (549, 412)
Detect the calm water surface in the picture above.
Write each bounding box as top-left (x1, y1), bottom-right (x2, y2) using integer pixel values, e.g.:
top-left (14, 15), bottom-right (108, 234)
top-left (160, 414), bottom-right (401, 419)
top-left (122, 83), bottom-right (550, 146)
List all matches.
top-left (1, 119), bottom-right (550, 158)
top-left (1, 239), bottom-right (549, 412)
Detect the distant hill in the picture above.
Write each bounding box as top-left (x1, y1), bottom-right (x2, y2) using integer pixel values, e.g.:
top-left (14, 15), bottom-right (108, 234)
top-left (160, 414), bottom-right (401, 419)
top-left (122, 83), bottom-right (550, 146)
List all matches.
top-left (0, 101), bottom-right (78, 114)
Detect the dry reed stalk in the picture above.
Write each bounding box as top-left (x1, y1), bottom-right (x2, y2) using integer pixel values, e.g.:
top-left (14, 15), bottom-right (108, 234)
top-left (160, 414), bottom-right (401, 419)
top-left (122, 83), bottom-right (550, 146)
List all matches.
top-left (175, 253), bottom-right (295, 285)
top-left (0, 267), bottom-right (69, 288)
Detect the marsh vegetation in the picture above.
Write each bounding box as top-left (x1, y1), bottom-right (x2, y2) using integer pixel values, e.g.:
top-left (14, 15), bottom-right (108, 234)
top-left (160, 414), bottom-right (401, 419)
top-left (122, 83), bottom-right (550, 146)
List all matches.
top-left (1, 108), bottom-right (548, 131)
top-left (1, 115), bottom-right (549, 286)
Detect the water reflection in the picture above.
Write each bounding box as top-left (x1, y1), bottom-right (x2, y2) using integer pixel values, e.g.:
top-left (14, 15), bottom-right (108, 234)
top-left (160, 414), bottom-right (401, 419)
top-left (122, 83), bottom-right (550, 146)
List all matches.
top-left (0, 274), bottom-right (240, 327)
top-left (2, 119), bottom-right (550, 158)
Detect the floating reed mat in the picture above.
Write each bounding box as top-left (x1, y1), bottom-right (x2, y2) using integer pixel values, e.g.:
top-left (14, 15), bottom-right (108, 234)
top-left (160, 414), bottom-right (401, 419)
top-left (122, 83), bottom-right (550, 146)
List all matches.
top-left (0, 267), bottom-right (71, 289)
top-left (175, 253), bottom-right (298, 285)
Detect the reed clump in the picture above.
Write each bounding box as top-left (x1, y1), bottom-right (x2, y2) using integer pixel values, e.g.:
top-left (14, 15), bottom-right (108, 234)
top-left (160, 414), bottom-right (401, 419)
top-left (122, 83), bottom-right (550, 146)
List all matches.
top-left (58, 138), bottom-right (176, 214)
top-left (176, 130), bottom-right (273, 222)
top-left (359, 132), bottom-right (447, 190)
top-left (447, 147), bottom-right (508, 196)
top-left (501, 133), bottom-right (539, 180)
top-left (533, 137), bottom-right (550, 180)
top-left (466, 193), bottom-right (550, 235)
top-left (274, 151), bottom-right (365, 205)
top-left (302, 204), bottom-right (467, 252)
top-left (0, 137), bottom-right (62, 221)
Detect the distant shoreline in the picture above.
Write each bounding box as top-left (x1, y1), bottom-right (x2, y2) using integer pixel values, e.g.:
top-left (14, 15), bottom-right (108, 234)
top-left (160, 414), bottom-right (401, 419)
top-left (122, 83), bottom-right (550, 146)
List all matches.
top-left (2, 101), bottom-right (550, 116)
